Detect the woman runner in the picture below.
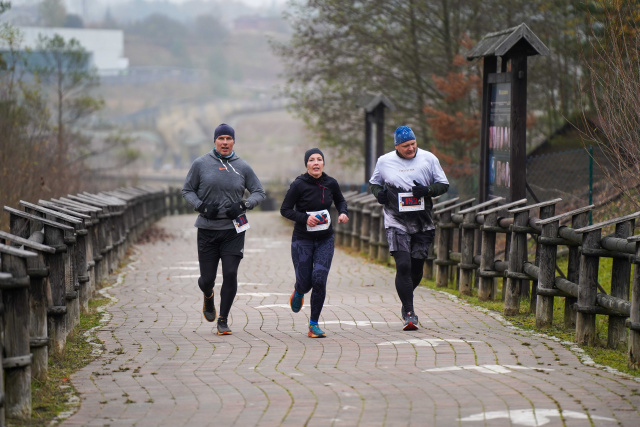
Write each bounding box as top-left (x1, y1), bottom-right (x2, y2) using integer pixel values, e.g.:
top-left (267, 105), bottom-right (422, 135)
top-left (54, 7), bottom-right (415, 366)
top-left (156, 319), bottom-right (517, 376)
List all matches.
top-left (280, 148), bottom-right (349, 338)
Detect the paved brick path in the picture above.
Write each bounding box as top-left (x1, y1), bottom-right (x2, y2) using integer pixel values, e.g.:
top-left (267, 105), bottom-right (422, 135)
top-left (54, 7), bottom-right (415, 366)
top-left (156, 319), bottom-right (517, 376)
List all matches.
top-left (64, 212), bottom-right (640, 426)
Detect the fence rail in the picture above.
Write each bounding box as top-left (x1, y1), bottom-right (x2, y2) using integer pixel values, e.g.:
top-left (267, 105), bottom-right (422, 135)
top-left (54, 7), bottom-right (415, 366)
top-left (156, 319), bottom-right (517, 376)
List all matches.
top-left (332, 192), bottom-right (640, 370)
top-left (0, 186), bottom-right (191, 425)
top-left (3, 185), bottom-right (640, 424)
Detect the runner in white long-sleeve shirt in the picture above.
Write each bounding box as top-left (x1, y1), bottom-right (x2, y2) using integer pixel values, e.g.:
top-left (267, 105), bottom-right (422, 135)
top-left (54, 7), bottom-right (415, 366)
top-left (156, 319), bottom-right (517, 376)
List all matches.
top-left (369, 125), bottom-right (449, 331)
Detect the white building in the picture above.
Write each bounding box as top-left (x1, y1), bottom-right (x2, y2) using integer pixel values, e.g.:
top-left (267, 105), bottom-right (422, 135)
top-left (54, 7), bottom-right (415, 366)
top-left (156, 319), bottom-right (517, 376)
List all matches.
top-left (16, 26), bottom-right (129, 75)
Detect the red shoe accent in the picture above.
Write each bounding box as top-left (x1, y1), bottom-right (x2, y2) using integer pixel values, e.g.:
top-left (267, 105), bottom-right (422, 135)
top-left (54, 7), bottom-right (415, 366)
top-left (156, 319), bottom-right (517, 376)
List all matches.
top-left (403, 322), bottom-right (418, 331)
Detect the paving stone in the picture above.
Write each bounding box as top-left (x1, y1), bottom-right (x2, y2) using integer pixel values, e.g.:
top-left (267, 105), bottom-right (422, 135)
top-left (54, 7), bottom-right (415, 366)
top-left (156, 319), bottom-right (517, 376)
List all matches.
top-left (63, 212), bottom-right (640, 426)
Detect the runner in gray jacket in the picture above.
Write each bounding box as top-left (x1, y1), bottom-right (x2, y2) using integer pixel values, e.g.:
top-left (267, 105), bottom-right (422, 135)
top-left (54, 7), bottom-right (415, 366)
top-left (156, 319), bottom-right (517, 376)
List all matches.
top-left (182, 123), bottom-right (266, 335)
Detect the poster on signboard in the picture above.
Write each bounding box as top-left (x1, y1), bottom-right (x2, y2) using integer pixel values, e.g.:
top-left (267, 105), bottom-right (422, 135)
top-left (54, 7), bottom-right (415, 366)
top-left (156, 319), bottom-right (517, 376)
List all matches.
top-left (488, 83), bottom-right (511, 199)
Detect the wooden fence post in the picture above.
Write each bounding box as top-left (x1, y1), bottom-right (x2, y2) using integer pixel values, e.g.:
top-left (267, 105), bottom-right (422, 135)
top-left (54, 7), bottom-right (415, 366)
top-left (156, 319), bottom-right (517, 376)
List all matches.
top-left (333, 191), bottom-right (358, 248)
top-left (360, 199), bottom-right (377, 255)
top-left (477, 199), bottom-right (525, 301)
top-left (351, 194), bottom-right (375, 252)
top-left (377, 207), bottom-right (390, 264)
top-left (38, 201), bottom-right (94, 311)
top-left (5, 208), bottom-right (74, 353)
top-left (51, 198), bottom-right (101, 287)
top-left (341, 193), bottom-right (361, 248)
top-left (609, 219), bottom-right (634, 349)
top-left (565, 211), bottom-right (589, 328)
top-left (535, 217), bottom-right (559, 327)
top-left (575, 229), bottom-right (602, 346)
top-left (457, 199), bottom-right (502, 295)
top-left (434, 199), bottom-right (475, 288)
top-left (426, 198), bottom-right (459, 281)
top-left (436, 209), bottom-right (453, 288)
top-left (529, 199), bottom-right (561, 313)
top-left (628, 234), bottom-right (640, 369)
top-left (504, 207), bottom-right (531, 316)
top-left (0, 231), bottom-right (56, 381)
top-left (21, 202), bottom-right (85, 326)
top-left (479, 209), bottom-right (500, 301)
top-left (70, 196), bottom-right (111, 279)
top-left (82, 194), bottom-right (120, 274)
top-left (0, 244), bottom-right (37, 422)
top-left (369, 205), bottom-right (381, 260)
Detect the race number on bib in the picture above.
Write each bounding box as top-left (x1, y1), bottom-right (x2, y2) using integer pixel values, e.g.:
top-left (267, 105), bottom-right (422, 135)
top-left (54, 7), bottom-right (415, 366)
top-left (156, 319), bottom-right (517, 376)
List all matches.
top-left (398, 192), bottom-right (425, 212)
top-left (306, 209), bottom-right (331, 231)
top-left (233, 213), bottom-right (251, 233)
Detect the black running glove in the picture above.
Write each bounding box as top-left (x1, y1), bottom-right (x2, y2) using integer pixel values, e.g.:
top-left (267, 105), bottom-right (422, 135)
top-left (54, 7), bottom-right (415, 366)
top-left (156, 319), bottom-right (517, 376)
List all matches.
top-left (196, 203), bottom-right (218, 220)
top-left (412, 180), bottom-right (432, 198)
top-left (226, 201), bottom-right (246, 219)
top-left (375, 189), bottom-right (388, 205)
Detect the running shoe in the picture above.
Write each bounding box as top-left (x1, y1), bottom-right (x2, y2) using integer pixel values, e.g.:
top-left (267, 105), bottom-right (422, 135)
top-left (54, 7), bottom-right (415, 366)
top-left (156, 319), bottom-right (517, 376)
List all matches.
top-left (202, 292), bottom-right (216, 322)
top-left (403, 312), bottom-right (419, 331)
top-left (290, 290), bottom-right (304, 313)
top-left (217, 317), bottom-right (232, 335)
top-left (308, 323), bottom-right (326, 338)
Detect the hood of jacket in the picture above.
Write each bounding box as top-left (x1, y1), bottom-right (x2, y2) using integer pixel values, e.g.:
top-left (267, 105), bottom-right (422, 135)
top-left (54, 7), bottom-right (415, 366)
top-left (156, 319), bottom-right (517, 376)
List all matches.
top-left (207, 149), bottom-right (239, 162)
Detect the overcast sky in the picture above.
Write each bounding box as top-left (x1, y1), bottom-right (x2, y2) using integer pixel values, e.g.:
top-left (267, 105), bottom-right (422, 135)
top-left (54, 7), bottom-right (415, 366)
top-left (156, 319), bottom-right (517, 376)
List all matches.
top-left (8, 0), bottom-right (288, 9)
top-left (67, 0), bottom-right (288, 7)
top-left (142, 0), bottom-right (287, 4)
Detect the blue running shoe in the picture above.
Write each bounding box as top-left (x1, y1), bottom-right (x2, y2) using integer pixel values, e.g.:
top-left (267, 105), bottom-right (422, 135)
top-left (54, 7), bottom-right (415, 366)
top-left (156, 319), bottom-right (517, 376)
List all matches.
top-left (290, 290), bottom-right (304, 313)
top-left (403, 312), bottom-right (419, 331)
top-left (308, 323), bottom-right (326, 338)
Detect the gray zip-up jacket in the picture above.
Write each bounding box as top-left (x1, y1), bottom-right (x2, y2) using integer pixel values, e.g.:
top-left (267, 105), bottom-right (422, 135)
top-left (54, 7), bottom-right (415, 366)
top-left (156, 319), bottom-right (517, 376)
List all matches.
top-left (182, 150), bottom-right (266, 230)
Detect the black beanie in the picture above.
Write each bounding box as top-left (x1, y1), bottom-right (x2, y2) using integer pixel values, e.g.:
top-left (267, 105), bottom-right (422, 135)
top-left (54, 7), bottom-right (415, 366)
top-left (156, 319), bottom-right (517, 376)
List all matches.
top-left (214, 123), bottom-right (235, 141)
top-left (304, 148), bottom-right (325, 166)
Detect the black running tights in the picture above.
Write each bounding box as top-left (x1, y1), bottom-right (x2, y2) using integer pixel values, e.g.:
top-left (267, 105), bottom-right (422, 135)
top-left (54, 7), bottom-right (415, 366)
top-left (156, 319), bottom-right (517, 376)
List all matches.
top-left (198, 255), bottom-right (241, 318)
top-left (391, 251), bottom-right (425, 313)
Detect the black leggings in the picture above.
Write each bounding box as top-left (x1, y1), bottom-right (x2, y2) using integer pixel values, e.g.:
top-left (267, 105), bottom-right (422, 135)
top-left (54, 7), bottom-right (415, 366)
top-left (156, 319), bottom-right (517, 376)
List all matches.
top-left (198, 254), bottom-right (242, 319)
top-left (391, 251), bottom-right (425, 313)
top-left (291, 235), bottom-right (335, 323)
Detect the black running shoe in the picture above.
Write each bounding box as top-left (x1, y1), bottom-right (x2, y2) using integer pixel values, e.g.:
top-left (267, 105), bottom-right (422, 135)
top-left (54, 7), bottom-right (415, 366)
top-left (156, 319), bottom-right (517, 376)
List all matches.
top-left (403, 311), bottom-right (419, 331)
top-left (217, 317), bottom-right (232, 335)
top-left (203, 292), bottom-right (216, 322)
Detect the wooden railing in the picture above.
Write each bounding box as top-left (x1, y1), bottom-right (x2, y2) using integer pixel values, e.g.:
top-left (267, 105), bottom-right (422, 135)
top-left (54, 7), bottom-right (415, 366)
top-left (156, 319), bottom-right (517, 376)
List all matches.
top-left (332, 192), bottom-right (640, 369)
top-left (0, 186), bottom-right (190, 425)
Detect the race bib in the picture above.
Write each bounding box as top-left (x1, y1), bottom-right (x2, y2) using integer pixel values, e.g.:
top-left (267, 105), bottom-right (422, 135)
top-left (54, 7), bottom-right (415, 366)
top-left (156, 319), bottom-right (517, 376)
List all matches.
top-left (306, 209), bottom-right (331, 231)
top-left (233, 213), bottom-right (250, 233)
top-left (398, 192), bottom-right (425, 212)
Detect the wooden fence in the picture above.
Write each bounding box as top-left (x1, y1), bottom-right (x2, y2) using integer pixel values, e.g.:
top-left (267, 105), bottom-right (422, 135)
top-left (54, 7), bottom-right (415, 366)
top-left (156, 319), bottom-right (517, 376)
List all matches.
top-left (332, 192), bottom-right (640, 370)
top-left (4, 185), bottom-right (640, 423)
top-left (0, 187), bottom-right (189, 425)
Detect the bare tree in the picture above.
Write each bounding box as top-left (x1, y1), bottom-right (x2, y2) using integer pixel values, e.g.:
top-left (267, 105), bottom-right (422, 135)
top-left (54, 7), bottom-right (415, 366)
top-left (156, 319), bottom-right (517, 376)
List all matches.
top-left (582, 1), bottom-right (640, 208)
top-left (273, 0), bottom-right (586, 170)
top-left (35, 34), bottom-right (104, 161)
top-left (0, 18), bottom-right (52, 230)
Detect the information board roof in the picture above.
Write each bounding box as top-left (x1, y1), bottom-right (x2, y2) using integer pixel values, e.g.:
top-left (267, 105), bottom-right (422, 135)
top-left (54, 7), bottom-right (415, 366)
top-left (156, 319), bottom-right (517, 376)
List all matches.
top-left (467, 23), bottom-right (549, 60)
top-left (356, 93), bottom-right (395, 113)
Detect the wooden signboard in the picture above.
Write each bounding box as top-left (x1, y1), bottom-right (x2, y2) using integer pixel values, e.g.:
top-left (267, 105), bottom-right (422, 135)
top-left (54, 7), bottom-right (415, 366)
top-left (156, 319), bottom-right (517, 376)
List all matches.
top-left (467, 23), bottom-right (549, 202)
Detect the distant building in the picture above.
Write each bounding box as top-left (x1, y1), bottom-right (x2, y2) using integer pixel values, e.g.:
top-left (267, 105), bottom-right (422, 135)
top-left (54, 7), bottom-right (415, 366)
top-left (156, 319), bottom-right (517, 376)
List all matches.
top-left (11, 26), bottom-right (129, 75)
